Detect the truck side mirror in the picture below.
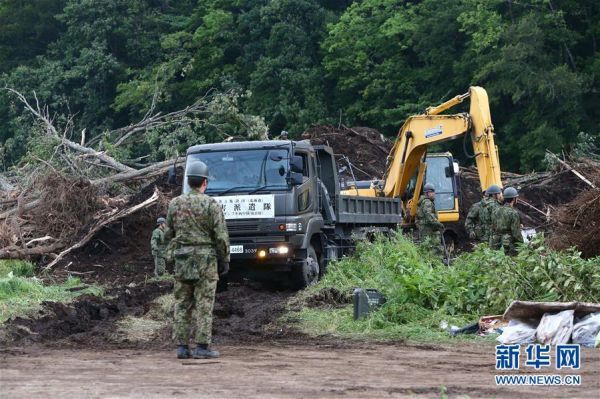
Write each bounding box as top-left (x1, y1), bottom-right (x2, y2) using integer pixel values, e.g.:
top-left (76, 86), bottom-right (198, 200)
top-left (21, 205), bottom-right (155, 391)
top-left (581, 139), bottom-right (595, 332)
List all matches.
top-left (288, 171), bottom-right (304, 186)
top-left (290, 155), bottom-right (303, 173)
top-left (167, 165), bottom-right (177, 185)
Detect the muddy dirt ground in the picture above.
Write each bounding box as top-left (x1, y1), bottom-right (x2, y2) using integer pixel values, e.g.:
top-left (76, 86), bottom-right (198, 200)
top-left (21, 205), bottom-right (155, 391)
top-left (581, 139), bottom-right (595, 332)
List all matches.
top-left (2, 342), bottom-right (599, 398)
top-left (1, 276), bottom-right (599, 398)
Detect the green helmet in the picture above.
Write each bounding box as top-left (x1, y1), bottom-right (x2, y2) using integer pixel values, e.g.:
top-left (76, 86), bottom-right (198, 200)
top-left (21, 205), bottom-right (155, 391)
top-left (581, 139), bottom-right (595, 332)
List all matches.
top-left (186, 161), bottom-right (209, 178)
top-left (485, 184), bottom-right (502, 196)
top-left (423, 183), bottom-right (435, 193)
top-left (503, 186), bottom-right (519, 199)
top-left (156, 217), bottom-right (166, 225)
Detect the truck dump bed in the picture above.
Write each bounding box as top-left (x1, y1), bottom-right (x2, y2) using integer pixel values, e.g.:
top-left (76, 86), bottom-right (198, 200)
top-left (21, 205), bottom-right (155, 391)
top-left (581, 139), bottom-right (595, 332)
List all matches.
top-left (336, 195), bottom-right (402, 224)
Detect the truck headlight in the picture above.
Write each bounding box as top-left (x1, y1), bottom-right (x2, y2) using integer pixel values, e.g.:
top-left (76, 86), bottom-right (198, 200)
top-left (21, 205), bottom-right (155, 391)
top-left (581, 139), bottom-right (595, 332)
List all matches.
top-left (285, 223), bottom-right (302, 232)
top-left (268, 246), bottom-right (289, 255)
top-left (285, 223), bottom-right (297, 231)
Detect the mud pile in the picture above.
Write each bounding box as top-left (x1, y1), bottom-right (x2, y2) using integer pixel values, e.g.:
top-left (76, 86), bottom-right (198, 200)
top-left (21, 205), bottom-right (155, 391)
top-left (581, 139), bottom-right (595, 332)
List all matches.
top-left (460, 159), bottom-right (600, 257)
top-left (545, 160), bottom-right (600, 257)
top-left (548, 189), bottom-right (600, 257)
top-left (214, 284), bottom-right (292, 342)
top-left (305, 125), bottom-right (392, 180)
top-left (2, 282), bottom-right (172, 347)
top-left (1, 281), bottom-right (293, 348)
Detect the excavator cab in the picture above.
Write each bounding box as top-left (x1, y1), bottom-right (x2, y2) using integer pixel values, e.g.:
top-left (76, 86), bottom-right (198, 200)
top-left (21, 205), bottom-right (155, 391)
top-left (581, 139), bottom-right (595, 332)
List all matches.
top-left (405, 153), bottom-right (460, 223)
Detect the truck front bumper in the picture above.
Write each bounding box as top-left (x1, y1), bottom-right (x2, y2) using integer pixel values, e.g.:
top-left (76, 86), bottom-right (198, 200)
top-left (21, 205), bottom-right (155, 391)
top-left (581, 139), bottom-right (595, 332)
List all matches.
top-left (228, 239), bottom-right (306, 272)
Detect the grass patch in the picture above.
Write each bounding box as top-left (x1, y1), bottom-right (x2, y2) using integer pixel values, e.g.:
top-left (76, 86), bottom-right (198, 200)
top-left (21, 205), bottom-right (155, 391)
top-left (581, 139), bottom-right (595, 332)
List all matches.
top-left (114, 316), bottom-right (166, 342)
top-left (112, 294), bottom-right (173, 343)
top-left (286, 233), bottom-right (599, 343)
top-left (0, 259), bottom-right (35, 278)
top-left (0, 260), bottom-right (104, 322)
top-left (145, 273), bottom-right (175, 284)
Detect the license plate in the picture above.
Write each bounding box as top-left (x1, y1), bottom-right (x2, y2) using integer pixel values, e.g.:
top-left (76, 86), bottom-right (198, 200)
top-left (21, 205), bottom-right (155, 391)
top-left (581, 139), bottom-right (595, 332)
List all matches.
top-left (230, 245), bottom-right (244, 254)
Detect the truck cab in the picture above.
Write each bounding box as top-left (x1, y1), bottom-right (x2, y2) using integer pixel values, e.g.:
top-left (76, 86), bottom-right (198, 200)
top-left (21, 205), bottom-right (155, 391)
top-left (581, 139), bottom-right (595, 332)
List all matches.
top-left (183, 140), bottom-right (402, 288)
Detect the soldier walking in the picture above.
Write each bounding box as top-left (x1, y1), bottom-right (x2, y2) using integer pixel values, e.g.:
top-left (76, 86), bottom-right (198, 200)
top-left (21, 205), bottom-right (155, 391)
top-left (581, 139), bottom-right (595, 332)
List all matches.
top-left (465, 184), bottom-right (503, 243)
top-left (151, 217), bottom-right (167, 277)
top-left (164, 161), bottom-right (230, 359)
top-left (416, 183), bottom-right (445, 254)
top-left (489, 187), bottom-right (523, 255)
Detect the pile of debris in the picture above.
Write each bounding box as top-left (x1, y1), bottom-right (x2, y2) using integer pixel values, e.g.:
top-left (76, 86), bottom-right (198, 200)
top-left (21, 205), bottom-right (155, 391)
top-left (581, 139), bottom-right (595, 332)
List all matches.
top-left (0, 90), bottom-right (185, 267)
top-left (305, 124), bottom-right (392, 180)
top-left (304, 124), bottom-right (600, 257)
top-left (0, 170), bottom-right (178, 268)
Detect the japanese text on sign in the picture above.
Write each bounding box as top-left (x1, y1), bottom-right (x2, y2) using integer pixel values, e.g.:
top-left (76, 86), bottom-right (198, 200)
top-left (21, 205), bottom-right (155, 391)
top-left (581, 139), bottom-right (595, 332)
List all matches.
top-left (214, 194), bottom-right (275, 219)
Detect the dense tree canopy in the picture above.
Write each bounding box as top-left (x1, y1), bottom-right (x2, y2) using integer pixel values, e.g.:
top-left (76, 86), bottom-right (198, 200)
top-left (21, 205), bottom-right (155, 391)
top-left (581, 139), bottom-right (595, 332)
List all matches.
top-left (0, 0), bottom-right (597, 171)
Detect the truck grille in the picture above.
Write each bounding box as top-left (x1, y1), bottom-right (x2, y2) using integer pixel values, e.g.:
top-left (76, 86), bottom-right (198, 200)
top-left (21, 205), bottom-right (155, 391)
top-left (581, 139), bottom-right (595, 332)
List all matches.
top-left (227, 222), bottom-right (260, 234)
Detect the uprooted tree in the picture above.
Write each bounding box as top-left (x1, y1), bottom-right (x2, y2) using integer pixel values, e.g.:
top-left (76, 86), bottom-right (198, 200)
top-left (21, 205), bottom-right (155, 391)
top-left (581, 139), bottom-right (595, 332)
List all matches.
top-left (0, 87), bottom-right (269, 265)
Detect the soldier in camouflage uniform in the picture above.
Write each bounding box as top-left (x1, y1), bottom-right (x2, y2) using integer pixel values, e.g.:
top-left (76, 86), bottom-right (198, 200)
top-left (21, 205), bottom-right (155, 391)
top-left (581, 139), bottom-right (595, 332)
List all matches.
top-left (151, 217), bottom-right (167, 276)
top-left (465, 198), bottom-right (486, 242)
top-left (479, 184), bottom-right (503, 243)
top-left (465, 184), bottom-right (503, 243)
top-left (416, 183), bottom-right (445, 254)
top-left (489, 186), bottom-right (523, 255)
top-left (164, 161), bottom-right (230, 359)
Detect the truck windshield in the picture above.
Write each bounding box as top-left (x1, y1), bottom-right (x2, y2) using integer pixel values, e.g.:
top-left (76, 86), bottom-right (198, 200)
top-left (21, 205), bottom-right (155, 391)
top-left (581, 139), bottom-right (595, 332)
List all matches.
top-left (425, 157), bottom-right (455, 211)
top-left (184, 149), bottom-right (290, 195)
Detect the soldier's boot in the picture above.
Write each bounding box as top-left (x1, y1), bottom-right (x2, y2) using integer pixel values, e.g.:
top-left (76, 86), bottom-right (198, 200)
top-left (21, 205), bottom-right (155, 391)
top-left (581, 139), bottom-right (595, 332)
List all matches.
top-left (193, 344), bottom-right (220, 359)
top-left (177, 344), bottom-right (191, 359)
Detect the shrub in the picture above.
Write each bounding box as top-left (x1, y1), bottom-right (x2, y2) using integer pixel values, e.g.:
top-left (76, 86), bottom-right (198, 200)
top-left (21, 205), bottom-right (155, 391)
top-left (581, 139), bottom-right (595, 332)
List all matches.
top-left (291, 233), bottom-right (600, 339)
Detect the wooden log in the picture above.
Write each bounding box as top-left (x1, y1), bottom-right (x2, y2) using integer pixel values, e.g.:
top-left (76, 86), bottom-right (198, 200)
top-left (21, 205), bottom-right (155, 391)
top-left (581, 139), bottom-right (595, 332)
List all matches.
top-left (0, 242), bottom-right (64, 259)
top-left (91, 158), bottom-right (184, 185)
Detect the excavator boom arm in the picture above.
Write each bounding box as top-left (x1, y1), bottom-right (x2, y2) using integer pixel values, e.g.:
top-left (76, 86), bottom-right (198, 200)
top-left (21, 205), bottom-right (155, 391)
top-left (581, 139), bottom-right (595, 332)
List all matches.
top-left (382, 86), bottom-right (502, 217)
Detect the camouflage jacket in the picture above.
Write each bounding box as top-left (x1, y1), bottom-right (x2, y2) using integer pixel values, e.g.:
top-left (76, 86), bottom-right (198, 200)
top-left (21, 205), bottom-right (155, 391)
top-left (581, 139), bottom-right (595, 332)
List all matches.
top-left (490, 205), bottom-right (523, 250)
top-left (479, 198), bottom-right (501, 241)
top-left (466, 198), bottom-right (501, 241)
top-left (164, 190), bottom-right (230, 268)
top-left (465, 200), bottom-right (484, 239)
top-left (416, 196), bottom-right (444, 236)
top-left (150, 227), bottom-right (166, 256)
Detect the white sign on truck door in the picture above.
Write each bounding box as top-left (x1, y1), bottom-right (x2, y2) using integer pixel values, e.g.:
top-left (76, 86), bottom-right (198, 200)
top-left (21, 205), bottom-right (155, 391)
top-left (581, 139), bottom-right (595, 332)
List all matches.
top-left (214, 194), bottom-right (275, 219)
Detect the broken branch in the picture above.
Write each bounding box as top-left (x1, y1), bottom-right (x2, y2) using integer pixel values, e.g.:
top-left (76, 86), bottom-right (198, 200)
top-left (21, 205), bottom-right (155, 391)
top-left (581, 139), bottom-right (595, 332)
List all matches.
top-left (43, 190), bottom-right (159, 270)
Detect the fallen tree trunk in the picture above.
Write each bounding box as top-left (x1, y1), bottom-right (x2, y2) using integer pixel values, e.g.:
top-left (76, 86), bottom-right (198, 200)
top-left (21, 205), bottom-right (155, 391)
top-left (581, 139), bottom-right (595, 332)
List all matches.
top-left (91, 158), bottom-right (185, 186)
top-left (0, 242), bottom-right (64, 259)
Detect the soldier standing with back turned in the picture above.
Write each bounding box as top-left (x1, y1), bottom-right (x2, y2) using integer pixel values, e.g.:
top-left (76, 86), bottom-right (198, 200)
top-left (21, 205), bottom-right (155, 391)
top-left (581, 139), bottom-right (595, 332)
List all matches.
top-left (465, 184), bottom-right (503, 243)
top-left (164, 161), bottom-right (230, 359)
top-left (416, 183), bottom-right (445, 254)
top-left (479, 184), bottom-right (503, 243)
top-left (151, 217), bottom-right (167, 277)
top-left (489, 186), bottom-right (523, 255)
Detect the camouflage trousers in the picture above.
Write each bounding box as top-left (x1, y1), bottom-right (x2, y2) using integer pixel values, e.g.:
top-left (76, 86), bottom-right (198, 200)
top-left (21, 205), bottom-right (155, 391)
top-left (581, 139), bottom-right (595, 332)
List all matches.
top-left (173, 278), bottom-right (218, 345)
top-left (489, 234), bottom-right (517, 255)
top-left (153, 255), bottom-right (166, 276)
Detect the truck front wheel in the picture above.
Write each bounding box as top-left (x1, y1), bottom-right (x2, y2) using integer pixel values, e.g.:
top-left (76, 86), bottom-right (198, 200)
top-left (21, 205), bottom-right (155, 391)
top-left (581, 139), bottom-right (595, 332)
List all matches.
top-left (291, 245), bottom-right (320, 289)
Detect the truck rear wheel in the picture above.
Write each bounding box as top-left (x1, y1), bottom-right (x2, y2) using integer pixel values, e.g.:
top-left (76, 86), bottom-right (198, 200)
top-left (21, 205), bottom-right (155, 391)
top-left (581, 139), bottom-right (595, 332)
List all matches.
top-left (291, 245), bottom-right (320, 290)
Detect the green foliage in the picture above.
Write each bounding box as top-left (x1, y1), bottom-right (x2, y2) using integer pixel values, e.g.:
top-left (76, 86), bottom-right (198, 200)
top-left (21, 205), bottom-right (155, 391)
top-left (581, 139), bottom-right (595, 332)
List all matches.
top-left (290, 233), bottom-right (599, 341)
top-left (573, 132), bottom-right (600, 161)
top-left (0, 260), bottom-right (35, 278)
top-left (0, 0), bottom-right (66, 73)
top-left (1, 0), bottom-right (599, 170)
top-left (141, 89), bottom-right (269, 160)
top-left (0, 260), bottom-right (104, 322)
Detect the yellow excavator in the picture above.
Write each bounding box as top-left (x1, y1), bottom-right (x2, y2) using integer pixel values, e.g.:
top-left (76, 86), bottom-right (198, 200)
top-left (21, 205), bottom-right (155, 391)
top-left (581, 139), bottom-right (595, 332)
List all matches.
top-left (342, 86), bottom-right (502, 232)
